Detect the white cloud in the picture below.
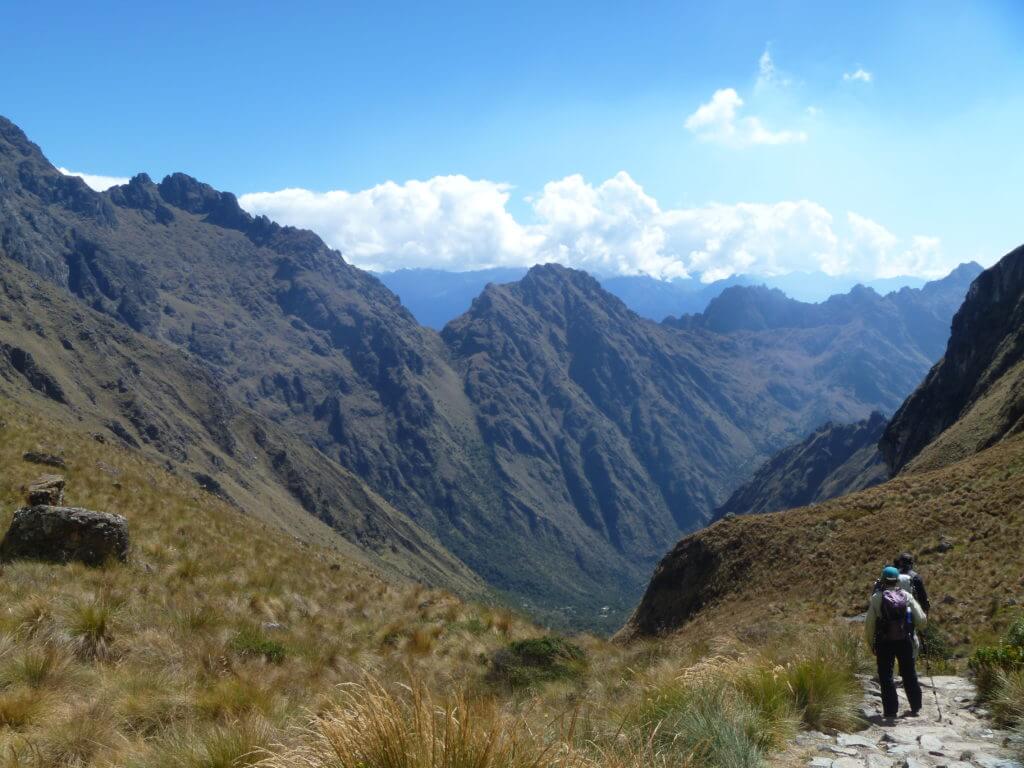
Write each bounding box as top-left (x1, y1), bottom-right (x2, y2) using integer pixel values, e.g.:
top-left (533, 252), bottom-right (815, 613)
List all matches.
top-left (843, 68), bottom-right (873, 83)
top-left (241, 176), bottom-right (537, 272)
top-left (757, 48), bottom-right (776, 88)
top-left (846, 212), bottom-right (948, 278)
top-left (755, 46), bottom-right (791, 91)
top-left (684, 88), bottom-right (807, 147)
top-left (57, 167), bottom-right (130, 191)
top-left (239, 173), bottom-right (955, 281)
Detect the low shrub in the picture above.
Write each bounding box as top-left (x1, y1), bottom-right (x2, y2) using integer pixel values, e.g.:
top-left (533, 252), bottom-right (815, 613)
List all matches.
top-left (1007, 616), bottom-right (1024, 649)
top-left (970, 616), bottom-right (1024, 734)
top-left (488, 636), bottom-right (588, 690)
top-left (66, 598), bottom-right (114, 659)
top-left (626, 673), bottom-right (768, 768)
top-left (785, 655), bottom-right (862, 731)
top-left (969, 644), bottom-right (1024, 699)
top-left (229, 626), bottom-right (286, 664)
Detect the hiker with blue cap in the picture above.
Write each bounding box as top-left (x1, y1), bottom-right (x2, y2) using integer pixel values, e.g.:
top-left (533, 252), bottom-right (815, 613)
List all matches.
top-left (865, 565), bottom-right (928, 722)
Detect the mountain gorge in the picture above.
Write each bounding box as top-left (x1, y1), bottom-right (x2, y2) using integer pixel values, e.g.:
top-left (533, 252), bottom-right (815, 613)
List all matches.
top-left (0, 115), bottom-right (980, 626)
top-left (713, 411), bottom-right (889, 519)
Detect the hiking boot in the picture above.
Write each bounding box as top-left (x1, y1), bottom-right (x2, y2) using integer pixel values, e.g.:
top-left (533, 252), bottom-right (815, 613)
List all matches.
top-left (902, 709), bottom-right (920, 718)
top-left (881, 716), bottom-right (899, 726)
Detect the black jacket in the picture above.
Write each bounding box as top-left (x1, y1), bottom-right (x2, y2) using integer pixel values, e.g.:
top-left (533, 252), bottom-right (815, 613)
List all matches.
top-left (904, 570), bottom-right (930, 614)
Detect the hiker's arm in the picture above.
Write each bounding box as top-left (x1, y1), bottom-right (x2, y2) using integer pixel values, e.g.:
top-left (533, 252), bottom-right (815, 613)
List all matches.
top-left (915, 575), bottom-right (931, 613)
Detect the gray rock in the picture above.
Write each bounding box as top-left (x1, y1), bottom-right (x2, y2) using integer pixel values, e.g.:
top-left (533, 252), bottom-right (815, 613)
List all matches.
top-left (27, 474), bottom-right (65, 506)
top-left (831, 746), bottom-right (860, 756)
top-left (865, 756), bottom-right (893, 768)
top-left (918, 733), bottom-right (944, 753)
top-left (839, 734), bottom-right (880, 748)
top-left (833, 758), bottom-right (866, 768)
top-left (22, 451), bottom-right (66, 468)
top-left (810, 758), bottom-right (834, 768)
top-left (975, 755), bottom-right (1023, 768)
top-left (0, 505), bottom-right (129, 565)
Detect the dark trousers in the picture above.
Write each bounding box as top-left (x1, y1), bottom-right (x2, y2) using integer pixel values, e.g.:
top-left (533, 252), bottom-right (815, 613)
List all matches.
top-left (876, 637), bottom-right (922, 717)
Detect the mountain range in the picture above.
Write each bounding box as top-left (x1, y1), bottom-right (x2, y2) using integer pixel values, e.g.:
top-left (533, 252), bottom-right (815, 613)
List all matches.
top-left (0, 115), bottom-right (981, 627)
top-left (376, 267), bottom-right (933, 329)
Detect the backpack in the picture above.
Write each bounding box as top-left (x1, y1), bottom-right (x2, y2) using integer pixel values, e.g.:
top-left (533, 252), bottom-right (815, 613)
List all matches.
top-left (877, 589), bottom-right (912, 642)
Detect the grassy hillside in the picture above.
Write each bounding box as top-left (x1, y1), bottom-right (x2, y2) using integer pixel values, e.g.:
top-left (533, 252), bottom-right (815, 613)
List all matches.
top-left (623, 431), bottom-right (1024, 647)
top-left (0, 397), bottom-right (527, 766)
top-left (0, 396), bottom-right (868, 768)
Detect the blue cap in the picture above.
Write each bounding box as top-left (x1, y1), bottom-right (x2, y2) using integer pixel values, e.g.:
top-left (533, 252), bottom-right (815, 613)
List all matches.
top-left (882, 566), bottom-right (900, 582)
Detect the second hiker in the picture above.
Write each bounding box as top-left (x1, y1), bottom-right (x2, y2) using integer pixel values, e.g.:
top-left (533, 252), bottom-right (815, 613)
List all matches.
top-left (865, 565), bottom-right (928, 722)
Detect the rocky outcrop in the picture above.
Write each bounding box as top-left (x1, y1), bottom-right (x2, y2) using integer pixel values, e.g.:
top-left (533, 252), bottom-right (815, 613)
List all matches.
top-left (27, 474), bottom-right (65, 505)
top-left (713, 412), bottom-right (889, 518)
top-left (0, 345), bottom-right (67, 403)
top-left (22, 451), bottom-right (66, 468)
top-left (0, 505), bottom-right (129, 565)
top-left (882, 246), bottom-right (1024, 474)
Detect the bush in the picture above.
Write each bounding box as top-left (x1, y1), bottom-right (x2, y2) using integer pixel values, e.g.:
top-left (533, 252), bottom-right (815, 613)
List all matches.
top-left (259, 679), bottom-right (567, 768)
top-left (229, 626), bottom-right (286, 664)
top-left (919, 621), bottom-right (954, 663)
top-left (66, 598), bottom-right (115, 659)
top-left (990, 669), bottom-right (1024, 727)
top-left (784, 655), bottom-right (862, 731)
top-left (1007, 616), bottom-right (1024, 649)
top-left (488, 636), bottom-right (587, 690)
top-left (971, 616), bottom-right (1024, 731)
top-left (627, 674), bottom-right (769, 768)
top-left (969, 644), bottom-right (1024, 699)
top-left (732, 666), bottom-right (800, 750)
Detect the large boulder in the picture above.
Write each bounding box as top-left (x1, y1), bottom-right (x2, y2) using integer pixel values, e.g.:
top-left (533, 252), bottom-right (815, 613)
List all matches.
top-left (0, 505), bottom-right (129, 566)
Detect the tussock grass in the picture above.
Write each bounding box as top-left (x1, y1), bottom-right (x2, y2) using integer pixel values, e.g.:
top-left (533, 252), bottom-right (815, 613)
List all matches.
top-left (260, 679), bottom-right (575, 768)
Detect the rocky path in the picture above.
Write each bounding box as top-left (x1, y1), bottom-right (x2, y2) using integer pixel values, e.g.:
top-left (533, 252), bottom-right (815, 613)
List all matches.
top-left (789, 675), bottom-right (1021, 768)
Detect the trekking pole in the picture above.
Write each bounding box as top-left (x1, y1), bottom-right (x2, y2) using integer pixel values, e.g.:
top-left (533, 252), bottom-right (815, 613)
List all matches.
top-left (921, 637), bottom-right (943, 723)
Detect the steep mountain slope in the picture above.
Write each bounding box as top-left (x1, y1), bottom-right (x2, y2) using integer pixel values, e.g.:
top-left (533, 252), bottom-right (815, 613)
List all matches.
top-left (882, 245), bottom-right (1024, 474)
top-left (620, 432), bottom-right (1024, 643)
top-left (0, 256), bottom-right (480, 594)
top-left (713, 412), bottom-right (888, 518)
top-left (622, 247), bottom-right (1024, 642)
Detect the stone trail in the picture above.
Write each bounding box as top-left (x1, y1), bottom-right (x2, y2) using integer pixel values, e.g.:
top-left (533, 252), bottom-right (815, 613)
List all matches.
top-left (791, 675), bottom-right (1021, 768)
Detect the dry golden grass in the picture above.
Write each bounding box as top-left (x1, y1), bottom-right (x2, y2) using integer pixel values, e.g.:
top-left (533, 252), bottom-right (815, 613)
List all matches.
top-left (0, 398), bottom-right (545, 765)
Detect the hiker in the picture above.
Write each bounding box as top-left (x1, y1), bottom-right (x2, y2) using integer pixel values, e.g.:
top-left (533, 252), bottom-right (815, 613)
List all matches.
top-left (895, 552), bottom-right (931, 613)
top-left (871, 552), bottom-right (930, 613)
top-left (865, 565), bottom-right (928, 721)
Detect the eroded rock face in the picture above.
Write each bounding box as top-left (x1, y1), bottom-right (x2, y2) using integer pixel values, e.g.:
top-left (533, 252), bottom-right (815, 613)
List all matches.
top-left (0, 505), bottom-right (129, 566)
top-left (882, 246), bottom-right (1024, 473)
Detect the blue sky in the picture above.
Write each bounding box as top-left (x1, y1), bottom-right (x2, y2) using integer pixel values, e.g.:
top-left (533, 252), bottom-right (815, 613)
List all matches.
top-left (5, 1), bottom-right (1024, 279)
